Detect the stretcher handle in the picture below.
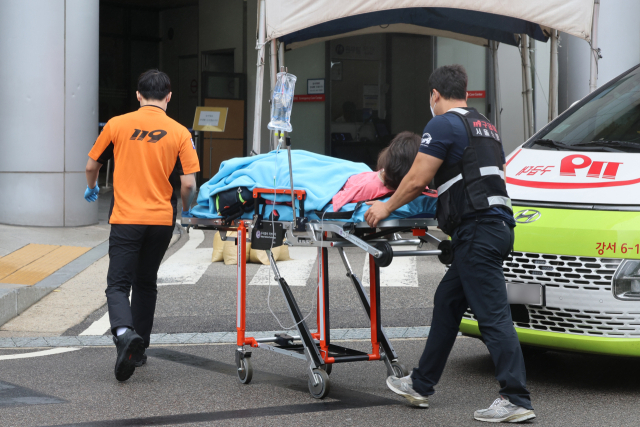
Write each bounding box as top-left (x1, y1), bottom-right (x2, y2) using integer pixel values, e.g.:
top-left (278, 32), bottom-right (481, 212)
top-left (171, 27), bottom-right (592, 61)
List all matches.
top-left (253, 188), bottom-right (306, 200)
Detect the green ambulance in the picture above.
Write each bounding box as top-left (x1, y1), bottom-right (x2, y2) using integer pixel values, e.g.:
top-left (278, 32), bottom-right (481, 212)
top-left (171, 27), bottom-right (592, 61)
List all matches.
top-left (460, 64), bottom-right (640, 357)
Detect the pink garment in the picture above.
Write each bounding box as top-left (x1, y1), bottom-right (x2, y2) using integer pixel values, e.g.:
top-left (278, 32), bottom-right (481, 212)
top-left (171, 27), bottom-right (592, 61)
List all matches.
top-left (332, 171), bottom-right (438, 212)
top-left (332, 171), bottom-right (393, 211)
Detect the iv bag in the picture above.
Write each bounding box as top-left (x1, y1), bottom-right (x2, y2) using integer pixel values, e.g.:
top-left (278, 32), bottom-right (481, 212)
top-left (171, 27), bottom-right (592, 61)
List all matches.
top-left (267, 72), bottom-right (297, 133)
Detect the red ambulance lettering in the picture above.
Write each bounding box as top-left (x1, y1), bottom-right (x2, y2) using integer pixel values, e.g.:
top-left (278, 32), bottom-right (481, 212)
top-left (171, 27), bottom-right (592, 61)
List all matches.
top-left (560, 154), bottom-right (622, 179)
top-left (560, 154), bottom-right (591, 176)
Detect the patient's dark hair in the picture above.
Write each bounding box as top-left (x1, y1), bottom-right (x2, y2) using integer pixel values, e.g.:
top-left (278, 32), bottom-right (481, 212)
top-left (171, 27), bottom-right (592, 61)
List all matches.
top-left (377, 131), bottom-right (421, 190)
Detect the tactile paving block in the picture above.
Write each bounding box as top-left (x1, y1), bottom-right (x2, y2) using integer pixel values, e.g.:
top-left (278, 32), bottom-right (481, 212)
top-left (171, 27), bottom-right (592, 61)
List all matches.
top-left (0, 246), bottom-right (90, 286)
top-left (0, 244), bottom-right (59, 281)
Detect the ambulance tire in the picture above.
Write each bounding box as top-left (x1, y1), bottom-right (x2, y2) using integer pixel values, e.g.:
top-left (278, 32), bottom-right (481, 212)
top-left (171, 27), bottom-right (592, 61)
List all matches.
top-left (308, 368), bottom-right (331, 399)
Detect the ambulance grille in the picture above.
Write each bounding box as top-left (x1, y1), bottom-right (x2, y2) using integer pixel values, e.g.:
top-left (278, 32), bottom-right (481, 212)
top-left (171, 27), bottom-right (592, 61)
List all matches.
top-left (504, 252), bottom-right (622, 291)
top-left (463, 306), bottom-right (640, 337)
top-left (462, 252), bottom-right (640, 338)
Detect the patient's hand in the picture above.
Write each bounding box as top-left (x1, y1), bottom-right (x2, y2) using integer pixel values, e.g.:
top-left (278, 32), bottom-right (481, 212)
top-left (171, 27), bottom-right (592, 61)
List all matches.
top-left (364, 201), bottom-right (391, 228)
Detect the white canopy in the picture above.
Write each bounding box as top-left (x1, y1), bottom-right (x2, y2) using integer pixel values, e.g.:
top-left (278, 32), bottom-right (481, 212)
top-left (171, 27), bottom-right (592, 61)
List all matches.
top-left (265, 0), bottom-right (595, 43)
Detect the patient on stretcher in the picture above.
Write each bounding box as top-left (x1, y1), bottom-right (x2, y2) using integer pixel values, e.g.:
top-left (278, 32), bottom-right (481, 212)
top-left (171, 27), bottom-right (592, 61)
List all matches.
top-left (332, 131), bottom-right (436, 211)
top-left (191, 132), bottom-right (437, 221)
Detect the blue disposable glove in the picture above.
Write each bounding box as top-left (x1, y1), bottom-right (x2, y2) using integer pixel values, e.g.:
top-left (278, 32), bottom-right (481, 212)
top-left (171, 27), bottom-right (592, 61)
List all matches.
top-left (84, 185), bottom-right (99, 202)
top-left (181, 210), bottom-right (192, 218)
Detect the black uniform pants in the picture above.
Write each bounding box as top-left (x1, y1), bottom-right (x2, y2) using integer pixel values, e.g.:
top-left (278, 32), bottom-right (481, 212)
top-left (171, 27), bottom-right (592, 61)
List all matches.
top-left (411, 217), bottom-right (533, 410)
top-left (106, 224), bottom-right (173, 348)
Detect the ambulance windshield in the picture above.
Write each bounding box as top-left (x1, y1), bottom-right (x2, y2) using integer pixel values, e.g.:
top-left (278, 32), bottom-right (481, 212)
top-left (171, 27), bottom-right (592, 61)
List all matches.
top-left (531, 66), bottom-right (640, 153)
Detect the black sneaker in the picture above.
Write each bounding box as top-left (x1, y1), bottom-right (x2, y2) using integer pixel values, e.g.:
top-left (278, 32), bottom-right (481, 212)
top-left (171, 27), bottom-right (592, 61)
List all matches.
top-left (134, 351), bottom-right (147, 367)
top-left (113, 329), bottom-right (144, 382)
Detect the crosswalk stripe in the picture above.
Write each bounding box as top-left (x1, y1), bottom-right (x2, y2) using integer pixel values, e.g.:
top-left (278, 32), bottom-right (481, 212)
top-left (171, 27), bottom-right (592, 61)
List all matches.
top-left (249, 247), bottom-right (317, 286)
top-left (362, 247), bottom-right (418, 287)
top-left (157, 229), bottom-right (211, 286)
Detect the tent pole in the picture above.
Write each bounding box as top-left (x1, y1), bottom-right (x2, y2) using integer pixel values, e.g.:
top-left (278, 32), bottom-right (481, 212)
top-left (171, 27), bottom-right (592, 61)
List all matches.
top-left (589, 0), bottom-right (600, 93)
top-left (270, 39), bottom-right (278, 150)
top-left (251, 0), bottom-right (266, 155)
top-left (491, 41), bottom-right (501, 134)
top-left (521, 34), bottom-right (534, 138)
top-left (520, 36), bottom-right (529, 140)
top-left (548, 30), bottom-right (559, 121)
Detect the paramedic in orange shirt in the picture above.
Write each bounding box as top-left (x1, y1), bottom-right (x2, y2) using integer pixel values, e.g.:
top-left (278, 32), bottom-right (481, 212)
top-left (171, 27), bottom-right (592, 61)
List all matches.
top-left (84, 70), bottom-right (199, 382)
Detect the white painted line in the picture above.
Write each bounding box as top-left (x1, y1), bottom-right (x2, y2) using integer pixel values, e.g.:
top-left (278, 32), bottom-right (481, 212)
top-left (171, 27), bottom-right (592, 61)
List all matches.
top-left (249, 247), bottom-right (317, 286)
top-left (79, 310), bottom-right (110, 336)
top-left (363, 246), bottom-right (419, 287)
top-left (0, 347), bottom-right (80, 360)
top-left (157, 229), bottom-right (211, 286)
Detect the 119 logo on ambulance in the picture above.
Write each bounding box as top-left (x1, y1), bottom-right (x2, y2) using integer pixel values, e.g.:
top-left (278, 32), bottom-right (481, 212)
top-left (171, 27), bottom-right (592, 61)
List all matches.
top-left (505, 149), bottom-right (640, 204)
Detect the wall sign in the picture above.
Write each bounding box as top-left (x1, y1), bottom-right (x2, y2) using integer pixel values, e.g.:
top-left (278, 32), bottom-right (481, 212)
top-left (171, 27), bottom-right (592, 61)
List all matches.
top-left (294, 95), bottom-right (325, 102)
top-left (307, 78), bottom-right (325, 95)
top-left (192, 106), bottom-right (228, 132)
top-left (467, 90), bottom-right (486, 99)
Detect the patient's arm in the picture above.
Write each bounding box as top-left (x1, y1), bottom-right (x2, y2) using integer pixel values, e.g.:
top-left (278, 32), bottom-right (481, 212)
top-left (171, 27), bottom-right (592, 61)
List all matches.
top-left (364, 153), bottom-right (443, 227)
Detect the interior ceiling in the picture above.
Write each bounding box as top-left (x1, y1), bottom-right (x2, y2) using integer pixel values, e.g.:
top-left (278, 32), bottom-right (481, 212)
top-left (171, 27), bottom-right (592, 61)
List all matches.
top-left (102, 0), bottom-right (198, 10)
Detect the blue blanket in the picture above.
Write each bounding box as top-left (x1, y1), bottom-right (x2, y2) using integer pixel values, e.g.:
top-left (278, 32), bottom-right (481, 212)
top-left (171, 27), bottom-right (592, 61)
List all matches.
top-left (190, 149), bottom-right (437, 221)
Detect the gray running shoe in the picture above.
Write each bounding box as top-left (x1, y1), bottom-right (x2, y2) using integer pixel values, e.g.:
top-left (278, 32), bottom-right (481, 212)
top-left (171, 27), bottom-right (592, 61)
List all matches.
top-left (386, 375), bottom-right (429, 408)
top-left (474, 396), bottom-right (536, 423)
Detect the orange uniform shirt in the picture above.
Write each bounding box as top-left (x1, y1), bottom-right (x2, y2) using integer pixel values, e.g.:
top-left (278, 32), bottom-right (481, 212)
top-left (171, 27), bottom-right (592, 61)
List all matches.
top-left (89, 106), bottom-right (200, 226)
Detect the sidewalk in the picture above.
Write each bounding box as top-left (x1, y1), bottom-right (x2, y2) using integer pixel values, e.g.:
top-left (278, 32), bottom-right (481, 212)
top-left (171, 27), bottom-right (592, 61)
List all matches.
top-left (0, 191), bottom-right (113, 328)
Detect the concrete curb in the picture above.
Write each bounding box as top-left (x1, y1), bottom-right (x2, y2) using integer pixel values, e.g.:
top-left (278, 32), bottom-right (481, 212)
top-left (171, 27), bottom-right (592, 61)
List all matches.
top-left (0, 327), bottom-right (434, 348)
top-left (0, 224), bottom-right (186, 329)
top-left (0, 241), bottom-right (110, 327)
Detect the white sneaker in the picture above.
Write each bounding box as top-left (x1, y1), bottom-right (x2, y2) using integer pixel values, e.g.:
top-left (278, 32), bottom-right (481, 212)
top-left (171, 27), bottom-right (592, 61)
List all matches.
top-left (386, 375), bottom-right (429, 408)
top-left (474, 396), bottom-right (536, 423)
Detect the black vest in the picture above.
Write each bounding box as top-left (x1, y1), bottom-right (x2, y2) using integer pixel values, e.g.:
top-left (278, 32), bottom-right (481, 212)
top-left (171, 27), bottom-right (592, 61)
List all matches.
top-left (433, 107), bottom-right (511, 235)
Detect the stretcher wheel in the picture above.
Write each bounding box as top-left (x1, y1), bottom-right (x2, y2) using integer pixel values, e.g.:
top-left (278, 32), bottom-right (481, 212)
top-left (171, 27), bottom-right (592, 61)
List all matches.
top-left (390, 361), bottom-right (409, 378)
top-left (308, 368), bottom-right (331, 399)
top-left (321, 363), bottom-right (332, 375)
top-left (374, 241), bottom-right (393, 268)
top-left (437, 240), bottom-right (454, 265)
top-left (236, 354), bottom-right (253, 384)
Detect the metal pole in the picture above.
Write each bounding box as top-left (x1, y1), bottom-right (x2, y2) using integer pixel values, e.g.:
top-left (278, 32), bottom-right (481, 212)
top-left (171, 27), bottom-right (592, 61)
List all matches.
top-left (251, 0), bottom-right (266, 155)
top-left (520, 36), bottom-right (529, 141)
top-left (278, 40), bottom-right (285, 71)
top-left (548, 30), bottom-right (559, 121)
top-left (589, 0), bottom-right (601, 93)
top-left (491, 41), bottom-right (501, 134)
top-left (521, 34), bottom-right (534, 139)
top-left (270, 39), bottom-right (278, 150)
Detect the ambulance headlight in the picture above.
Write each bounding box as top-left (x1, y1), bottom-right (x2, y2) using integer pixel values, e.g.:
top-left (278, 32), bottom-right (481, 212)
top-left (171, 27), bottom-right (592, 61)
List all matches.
top-left (612, 260), bottom-right (640, 300)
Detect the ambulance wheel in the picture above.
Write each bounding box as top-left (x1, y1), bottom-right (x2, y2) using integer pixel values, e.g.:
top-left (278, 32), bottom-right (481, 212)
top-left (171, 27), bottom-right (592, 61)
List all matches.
top-left (321, 363), bottom-right (333, 375)
top-left (308, 368), bottom-right (331, 399)
top-left (390, 361), bottom-right (409, 377)
top-left (374, 241), bottom-right (393, 267)
top-left (437, 240), bottom-right (454, 265)
top-left (236, 355), bottom-right (253, 384)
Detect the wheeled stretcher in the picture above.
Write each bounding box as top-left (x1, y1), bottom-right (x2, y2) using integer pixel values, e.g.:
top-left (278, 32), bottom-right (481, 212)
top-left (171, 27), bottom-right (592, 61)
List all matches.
top-left (182, 187), bottom-right (452, 399)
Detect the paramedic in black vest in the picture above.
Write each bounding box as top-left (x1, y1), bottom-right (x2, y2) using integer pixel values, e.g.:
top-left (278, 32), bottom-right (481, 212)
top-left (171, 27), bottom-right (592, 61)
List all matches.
top-left (365, 65), bottom-right (535, 423)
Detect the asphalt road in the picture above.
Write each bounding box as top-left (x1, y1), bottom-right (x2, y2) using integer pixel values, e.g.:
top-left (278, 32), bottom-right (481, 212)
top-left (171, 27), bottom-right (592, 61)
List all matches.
top-left (2, 229), bottom-right (639, 426)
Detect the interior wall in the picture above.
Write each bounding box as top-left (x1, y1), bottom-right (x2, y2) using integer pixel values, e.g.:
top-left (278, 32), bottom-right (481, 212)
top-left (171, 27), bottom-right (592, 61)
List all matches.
top-left (496, 43), bottom-right (525, 155)
top-left (436, 37), bottom-right (486, 116)
top-left (390, 34), bottom-right (432, 135)
top-left (284, 42), bottom-right (326, 154)
top-left (160, 5), bottom-right (199, 126)
top-left (199, 0), bottom-right (244, 73)
top-left (533, 39), bottom-right (550, 132)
